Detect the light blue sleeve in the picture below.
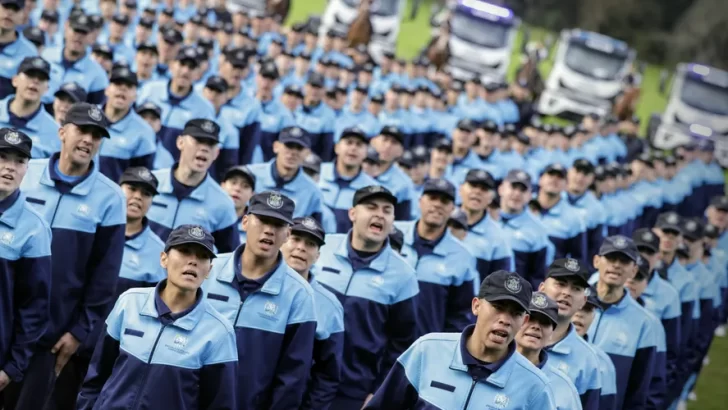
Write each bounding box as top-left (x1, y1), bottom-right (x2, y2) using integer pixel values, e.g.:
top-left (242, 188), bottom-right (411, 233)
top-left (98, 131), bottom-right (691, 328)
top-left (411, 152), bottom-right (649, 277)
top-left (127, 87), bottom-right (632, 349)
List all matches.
top-left (203, 321), bottom-right (238, 365)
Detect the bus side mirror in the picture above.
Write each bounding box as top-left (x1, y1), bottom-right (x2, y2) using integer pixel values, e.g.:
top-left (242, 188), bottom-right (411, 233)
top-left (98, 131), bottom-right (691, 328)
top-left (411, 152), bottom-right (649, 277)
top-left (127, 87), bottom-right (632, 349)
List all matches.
top-left (659, 69), bottom-right (669, 95)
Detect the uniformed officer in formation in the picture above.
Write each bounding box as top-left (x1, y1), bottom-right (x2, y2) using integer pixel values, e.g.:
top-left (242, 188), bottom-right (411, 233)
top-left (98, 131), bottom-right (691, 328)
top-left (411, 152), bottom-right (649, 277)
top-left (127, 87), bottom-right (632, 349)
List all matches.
top-left (0, 128), bottom-right (52, 408)
top-left (364, 270), bottom-right (556, 409)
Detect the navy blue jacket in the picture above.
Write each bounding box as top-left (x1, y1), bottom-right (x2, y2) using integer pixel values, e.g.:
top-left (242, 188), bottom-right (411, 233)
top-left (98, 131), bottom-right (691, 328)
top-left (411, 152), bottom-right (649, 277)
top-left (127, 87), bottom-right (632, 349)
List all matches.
top-left (21, 155), bottom-right (126, 350)
top-left (0, 190), bottom-right (52, 382)
top-left (98, 107), bottom-right (156, 183)
top-left (203, 246), bottom-right (317, 410)
top-left (396, 220), bottom-right (475, 337)
top-left (0, 96), bottom-right (59, 158)
top-left (77, 284), bottom-right (238, 410)
top-left (315, 233), bottom-right (419, 400)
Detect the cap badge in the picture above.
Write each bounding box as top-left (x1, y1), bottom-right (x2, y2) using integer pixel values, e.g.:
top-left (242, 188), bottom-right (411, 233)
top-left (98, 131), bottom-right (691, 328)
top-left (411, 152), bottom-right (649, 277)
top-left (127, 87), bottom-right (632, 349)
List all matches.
top-left (532, 293), bottom-right (548, 309)
top-left (201, 120), bottom-right (215, 133)
top-left (565, 258), bottom-right (580, 272)
top-left (369, 185), bottom-right (383, 193)
top-left (118, 68), bottom-right (129, 77)
top-left (436, 179), bottom-right (448, 188)
top-left (267, 192), bottom-right (284, 209)
top-left (584, 287), bottom-right (591, 297)
top-left (32, 58), bottom-right (46, 69)
top-left (613, 236), bottom-right (628, 249)
top-left (685, 221), bottom-right (697, 231)
top-left (4, 131), bottom-right (21, 145)
top-left (137, 168), bottom-right (152, 181)
top-left (476, 170), bottom-right (487, 179)
top-left (290, 127), bottom-right (302, 138)
top-left (504, 275), bottom-right (522, 294)
top-left (302, 217), bottom-right (317, 229)
top-left (88, 107), bottom-right (103, 122)
top-left (642, 232), bottom-right (654, 241)
top-left (516, 171), bottom-right (527, 180)
top-left (666, 214), bottom-right (679, 225)
top-left (188, 226), bottom-right (205, 239)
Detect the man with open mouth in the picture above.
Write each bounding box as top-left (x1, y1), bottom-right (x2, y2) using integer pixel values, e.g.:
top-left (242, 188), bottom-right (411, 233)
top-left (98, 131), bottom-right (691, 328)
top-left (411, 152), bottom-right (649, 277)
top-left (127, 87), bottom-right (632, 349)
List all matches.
top-left (587, 235), bottom-right (661, 410)
top-left (516, 292), bottom-right (582, 410)
top-left (365, 270), bottom-right (557, 409)
top-left (17, 102), bottom-right (126, 410)
top-left (0, 128), bottom-right (52, 410)
top-left (282, 217), bottom-right (345, 410)
top-left (203, 191), bottom-right (317, 410)
top-left (538, 257), bottom-right (603, 410)
top-left (78, 224), bottom-right (238, 410)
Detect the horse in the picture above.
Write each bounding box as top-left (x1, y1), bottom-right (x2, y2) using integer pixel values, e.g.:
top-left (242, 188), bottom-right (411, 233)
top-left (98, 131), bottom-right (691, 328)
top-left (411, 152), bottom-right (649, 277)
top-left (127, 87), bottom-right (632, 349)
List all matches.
top-left (424, 20), bottom-right (451, 70)
top-left (613, 77), bottom-right (641, 121)
top-left (514, 53), bottom-right (545, 101)
top-left (266, 0), bottom-right (291, 23)
top-left (347, 0), bottom-right (373, 48)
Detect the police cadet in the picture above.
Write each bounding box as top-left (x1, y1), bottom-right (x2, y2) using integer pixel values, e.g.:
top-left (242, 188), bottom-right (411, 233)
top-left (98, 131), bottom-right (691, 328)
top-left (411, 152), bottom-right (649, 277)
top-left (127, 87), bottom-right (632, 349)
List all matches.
top-left (77, 225), bottom-right (238, 410)
top-left (220, 165), bottom-right (256, 243)
top-left (315, 185), bottom-right (419, 409)
top-left (573, 288), bottom-right (618, 410)
top-left (395, 179), bottom-right (475, 336)
top-left (295, 72), bottom-right (337, 161)
top-left (281, 217), bottom-right (345, 410)
top-left (0, 0), bottom-right (38, 100)
top-left (588, 236), bottom-right (660, 410)
top-left (52, 82), bottom-right (86, 125)
top-left (255, 60), bottom-right (296, 162)
top-left (538, 258), bottom-right (602, 410)
top-left (458, 169), bottom-right (515, 280)
top-left (147, 119), bottom-right (240, 253)
top-left (17, 103), bottom-right (126, 409)
top-left (114, 166), bottom-right (166, 298)
top-left (364, 271), bottom-right (556, 410)
top-left (535, 163), bottom-right (588, 266)
top-left (652, 212), bottom-right (697, 388)
top-left (630, 228), bottom-right (682, 398)
top-left (137, 46), bottom-right (215, 161)
top-left (203, 191), bottom-right (317, 410)
top-left (98, 66), bottom-right (156, 182)
top-left (248, 126), bottom-right (325, 222)
top-left (515, 292), bottom-right (582, 410)
top-left (42, 13), bottom-right (109, 105)
top-left (497, 169), bottom-right (551, 288)
top-left (0, 129), bottom-right (52, 407)
top-left (566, 159), bottom-right (607, 266)
top-left (0, 57), bottom-right (58, 158)
top-left (370, 125), bottom-right (414, 220)
top-left (318, 126), bottom-right (377, 233)
top-left (624, 255), bottom-right (669, 410)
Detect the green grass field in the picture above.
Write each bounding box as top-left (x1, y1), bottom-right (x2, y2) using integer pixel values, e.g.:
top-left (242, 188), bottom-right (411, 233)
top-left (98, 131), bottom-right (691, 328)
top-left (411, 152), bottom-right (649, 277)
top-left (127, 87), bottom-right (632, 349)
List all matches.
top-left (286, 1), bottom-right (727, 407)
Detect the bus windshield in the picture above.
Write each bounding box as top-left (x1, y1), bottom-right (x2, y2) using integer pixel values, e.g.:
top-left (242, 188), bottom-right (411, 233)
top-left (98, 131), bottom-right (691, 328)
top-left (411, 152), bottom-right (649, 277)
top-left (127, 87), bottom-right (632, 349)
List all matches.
top-left (564, 42), bottom-right (627, 80)
top-left (450, 11), bottom-right (511, 48)
top-left (680, 76), bottom-right (728, 116)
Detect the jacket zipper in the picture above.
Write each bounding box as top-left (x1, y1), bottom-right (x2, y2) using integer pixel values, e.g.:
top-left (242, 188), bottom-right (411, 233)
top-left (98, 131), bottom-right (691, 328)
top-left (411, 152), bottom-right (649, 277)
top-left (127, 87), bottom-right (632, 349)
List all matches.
top-left (462, 377), bottom-right (478, 410)
top-left (234, 300), bottom-right (244, 326)
top-left (49, 193), bottom-right (65, 226)
top-left (133, 324), bottom-right (168, 410)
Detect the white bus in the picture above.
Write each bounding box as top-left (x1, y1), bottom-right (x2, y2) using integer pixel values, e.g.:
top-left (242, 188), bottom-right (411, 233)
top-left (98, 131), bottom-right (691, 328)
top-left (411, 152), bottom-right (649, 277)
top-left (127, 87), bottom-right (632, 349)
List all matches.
top-left (433, 0), bottom-right (519, 82)
top-left (649, 63), bottom-right (728, 165)
top-left (319, 0), bottom-right (406, 62)
top-left (537, 29), bottom-right (635, 119)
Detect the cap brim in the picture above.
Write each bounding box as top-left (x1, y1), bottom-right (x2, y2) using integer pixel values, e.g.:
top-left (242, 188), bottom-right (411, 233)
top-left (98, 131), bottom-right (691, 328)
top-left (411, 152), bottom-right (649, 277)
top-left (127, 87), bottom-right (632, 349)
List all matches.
top-left (484, 294), bottom-right (530, 313)
top-left (165, 241), bottom-right (216, 258)
top-left (656, 224), bottom-right (681, 235)
top-left (279, 138), bottom-right (310, 149)
top-left (356, 192), bottom-right (397, 207)
top-left (529, 309), bottom-right (558, 328)
top-left (185, 131), bottom-right (219, 142)
top-left (21, 69), bottom-right (50, 81)
top-left (0, 146), bottom-right (31, 159)
top-left (54, 90), bottom-right (82, 102)
top-left (70, 25), bottom-right (91, 34)
top-left (120, 180), bottom-right (158, 195)
top-left (291, 228), bottom-right (325, 246)
top-left (599, 250), bottom-right (638, 262)
top-left (635, 243), bottom-right (658, 253)
top-left (74, 122), bottom-right (111, 138)
top-left (223, 169), bottom-right (255, 187)
top-left (248, 209), bottom-right (293, 225)
top-left (422, 189), bottom-right (455, 202)
top-left (340, 133), bottom-right (369, 143)
top-left (547, 272), bottom-right (590, 288)
top-left (506, 179), bottom-right (530, 190)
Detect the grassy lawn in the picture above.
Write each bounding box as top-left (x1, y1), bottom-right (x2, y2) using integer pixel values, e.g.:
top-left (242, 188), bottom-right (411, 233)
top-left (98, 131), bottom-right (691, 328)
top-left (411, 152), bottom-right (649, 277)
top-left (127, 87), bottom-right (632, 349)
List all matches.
top-left (285, 1), bottom-right (725, 406)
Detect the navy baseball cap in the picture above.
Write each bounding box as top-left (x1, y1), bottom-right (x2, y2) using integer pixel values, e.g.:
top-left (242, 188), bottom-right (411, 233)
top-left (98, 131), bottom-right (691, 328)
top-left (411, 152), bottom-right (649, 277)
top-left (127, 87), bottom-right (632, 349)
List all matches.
top-left (63, 103), bottom-right (111, 138)
top-left (284, 84), bottom-right (304, 98)
top-left (17, 56), bottom-right (51, 80)
top-left (599, 235), bottom-right (639, 262)
top-left (119, 166), bottom-right (159, 195)
top-left (136, 101), bottom-right (162, 118)
top-left (92, 43), bottom-right (114, 60)
top-left (572, 158), bottom-right (595, 174)
top-left (0, 128), bottom-right (32, 158)
top-left (422, 178), bottom-right (456, 202)
top-left (397, 150), bottom-right (415, 169)
top-left (655, 212), bottom-right (682, 234)
top-left (529, 292), bottom-right (559, 328)
top-left (546, 258), bottom-right (590, 288)
top-left (109, 66), bottom-right (138, 87)
top-left (456, 119), bottom-right (475, 132)
top-left (541, 163), bottom-right (567, 178)
top-left (584, 286), bottom-right (602, 310)
top-left (477, 270), bottom-right (532, 313)
top-left (165, 225), bottom-right (216, 258)
top-left (379, 125), bottom-right (404, 144)
top-left (432, 138), bottom-right (452, 153)
top-left (223, 165), bottom-right (256, 189)
top-left (302, 152), bottom-right (321, 175)
top-left (448, 208), bottom-right (468, 230)
top-left (136, 41), bottom-right (158, 54)
top-left (54, 82), bottom-right (87, 103)
top-left (182, 119), bottom-right (220, 142)
top-left (176, 47), bottom-right (200, 65)
top-left (68, 13), bottom-right (91, 33)
top-left (353, 185), bottom-right (397, 207)
top-left (339, 127), bottom-right (369, 144)
top-left (681, 218), bottom-right (704, 242)
top-left (676, 242), bottom-right (690, 259)
top-left (710, 196), bottom-right (728, 212)
top-left (247, 191), bottom-right (295, 225)
top-left (205, 75), bottom-right (229, 93)
top-left (632, 228), bottom-right (660, 253)
top-left (291, 216), bottom-right (325, 246)
top-left (504, 169), bottom-right (532, 190)
top-left (389, 226), bottom-right (404, 252)
top-left (22, 26), bottom-right (44, 47)
top-left (364, 146), bottom-right (380, 163)
top-left (279, 126), bottom-right (310, 149)
top-left (635, 255), bottom-right (650, 280)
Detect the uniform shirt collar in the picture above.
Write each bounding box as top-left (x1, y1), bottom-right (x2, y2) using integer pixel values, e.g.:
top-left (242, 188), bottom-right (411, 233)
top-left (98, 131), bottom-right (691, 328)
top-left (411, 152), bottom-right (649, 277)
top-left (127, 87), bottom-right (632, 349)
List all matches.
top-left (459, 324), bottom-right (515, 379)
top-left (170, 163), bottom-right (206, 200)
top-left (270, 159), bottom-right (301, 188)
top-left (153, 279), bottom-right (203, 327)
top-left (546, 324), bottom-right (577, 354)
top-left (47, 153), bottom-right (95, 193)
top-left (0, 189), bottom-right (21, 215)
top-left (411, 221), bottom-right (447, 258)
top-left (499, 209), bottom-right (525, 225)
top-left (6, 98), bottom-right (42, 130)
top-left (535, 350), bottom-right (549, 370)
top-left (167, 80), bottom-right (194, 105)
top-left (106, 105), bottom-right (134, 129)
top-left (233, 244), bottom-right (282, 290)
top-left (125, 218), bottom-right (150, 244)
top-left (344, 231), bottom-right (388, 272)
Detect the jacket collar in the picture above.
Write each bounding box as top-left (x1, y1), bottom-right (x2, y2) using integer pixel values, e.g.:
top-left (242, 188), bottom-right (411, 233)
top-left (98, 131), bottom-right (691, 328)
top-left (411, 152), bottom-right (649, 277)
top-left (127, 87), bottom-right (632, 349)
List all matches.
top-left (547, 324), bottom-right (578, 355)
top-left (450, 325), bottom-right (516, 388)
top-left (140, 280), bottom-right (206, 331)
top-left (125, 221), bottom-right (152, 250)
top-left (216, 244), bottom-right (288, 296)
top-left (399, 220), bottom-right (449, 257)
top-left (0, 190), bottom-right (24, 228)
top-left (334, 231), bottom-right (392, 273)
top-left (157, 166), bottom-right (209, 201)
top-left (41, 153), bottom-right (99, 195)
